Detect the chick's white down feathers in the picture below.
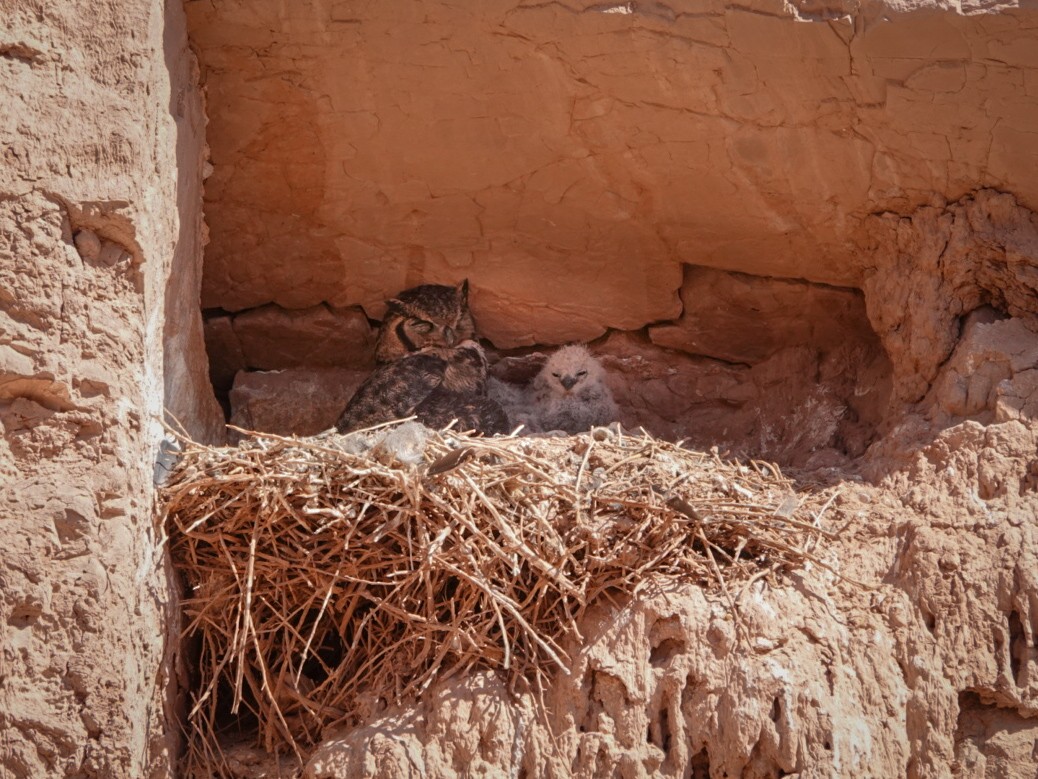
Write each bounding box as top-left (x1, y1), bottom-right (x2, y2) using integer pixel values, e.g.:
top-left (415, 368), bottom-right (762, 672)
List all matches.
top-left (489, 344), bottom-right (619, 434)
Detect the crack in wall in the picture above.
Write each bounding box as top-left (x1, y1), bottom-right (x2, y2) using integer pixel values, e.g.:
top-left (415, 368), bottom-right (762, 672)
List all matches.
top-left (0, 42), bottom-right (46, 64)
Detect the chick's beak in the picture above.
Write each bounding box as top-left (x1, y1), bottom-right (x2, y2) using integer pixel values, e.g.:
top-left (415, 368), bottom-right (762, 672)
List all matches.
top-left (560, 375), bottom-right (578, 390)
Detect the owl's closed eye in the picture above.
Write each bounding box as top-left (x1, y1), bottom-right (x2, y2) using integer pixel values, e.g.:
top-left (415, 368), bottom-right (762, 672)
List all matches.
top-left (375, 280), bottom-right (475, 364)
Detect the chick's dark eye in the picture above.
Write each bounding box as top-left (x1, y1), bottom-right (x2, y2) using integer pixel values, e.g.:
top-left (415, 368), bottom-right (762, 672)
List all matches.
top-left (552, 373), bottom-right (561, 379)
top-left (576, 370), bottom-right (587, 377)
top-left (411, 319), bottom-right (434, 334)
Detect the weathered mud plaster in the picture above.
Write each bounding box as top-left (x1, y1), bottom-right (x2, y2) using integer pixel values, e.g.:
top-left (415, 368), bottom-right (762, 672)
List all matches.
top-left (0, 1), bottom-right (218, 776)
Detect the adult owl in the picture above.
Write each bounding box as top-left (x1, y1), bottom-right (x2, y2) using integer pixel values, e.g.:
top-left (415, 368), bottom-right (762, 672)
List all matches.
top-left (336, 341), bottom-right (509, 436)
top-left (374, 280), bottom-right (475, 364)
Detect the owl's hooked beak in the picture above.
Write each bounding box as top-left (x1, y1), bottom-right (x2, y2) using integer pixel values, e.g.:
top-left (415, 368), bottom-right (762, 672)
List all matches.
top-left (443, 326), bottom-right (456, 346)
top-left (560, 375), bottom-right (579, 390)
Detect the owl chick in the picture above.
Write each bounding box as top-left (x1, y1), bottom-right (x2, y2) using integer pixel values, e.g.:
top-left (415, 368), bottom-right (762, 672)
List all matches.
top-left (530, 344), bottom-right (619, 434)
top-left (487, 376), bottom-right (540, 433)
top-left (336, 341), bottom-right (508, 435)
top-left (374, 280), bottom-right (475, 364)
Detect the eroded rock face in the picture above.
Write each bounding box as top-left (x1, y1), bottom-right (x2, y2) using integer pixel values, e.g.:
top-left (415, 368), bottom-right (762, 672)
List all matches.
top-left (595, 330), bottom-right (890, 464)
top-left (189, 0), bottom-right (1038, 348)
top-left (281, 427), bottom-right (1038, 778)
top-left (648, 267), bottom-right (875, 365)
top-left (5, 0), bottom-right (1038, 776)
top-left (931, 311), bottom-right (1038, 425)
top-left (0, 1), bottom-right (218, 777)
top-left (203, 305), bottom-right (375, 404)
top-left (858, 190), bottom-right (1038, 407)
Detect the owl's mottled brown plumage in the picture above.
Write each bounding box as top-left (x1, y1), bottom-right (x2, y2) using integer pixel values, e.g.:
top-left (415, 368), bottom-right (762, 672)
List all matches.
top-left (374, 280), bottom-right (475, 364)
top-left (335, 351), bottom-right (447, 433)
top-left (415, 391), bottom-right (509, 435)
top-left (336, 341), bottom-right (509, 435)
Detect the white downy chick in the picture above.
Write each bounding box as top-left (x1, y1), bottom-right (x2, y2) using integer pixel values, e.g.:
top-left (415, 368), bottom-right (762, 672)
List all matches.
top-left (530, 344), bottom-right (619, 434)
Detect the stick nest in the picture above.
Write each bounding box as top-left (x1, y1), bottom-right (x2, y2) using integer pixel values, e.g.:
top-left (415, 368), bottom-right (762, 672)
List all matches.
top-left (161, 423), bottom-right (837, 772)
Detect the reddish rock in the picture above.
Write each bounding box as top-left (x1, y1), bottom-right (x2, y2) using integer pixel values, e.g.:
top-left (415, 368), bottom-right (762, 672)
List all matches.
top-left (648, 267), bottom-right (874, 365)
top-left (229, 367), bottom-right (369, 438)
top-left (232, 304), bottom-right (376, 370)
top-left (4, 1), bottom-right (1038, 777)
top-left (189, 0), bottom-right (1038, 349)
top-left (0, 3), bottom-right (221, 777)
top-left (931, 312), bottom-right (1038, 424)
top-left (859, 191), bottom-right (1038, 406)
top-left (595, 330), bottom-right (889, 463)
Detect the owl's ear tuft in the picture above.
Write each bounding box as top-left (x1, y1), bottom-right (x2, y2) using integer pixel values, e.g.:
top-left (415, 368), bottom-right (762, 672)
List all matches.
top-left (456, 279), bottom-right (469, 300)
top-left (385, 297), bottom-right (406, 314)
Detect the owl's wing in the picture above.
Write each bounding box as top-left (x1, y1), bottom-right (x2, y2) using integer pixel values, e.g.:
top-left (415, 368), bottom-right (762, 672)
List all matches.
top-left (336, 353), bottom-right (448, 432)
top-left (415, 391), bottom-right (510, 435)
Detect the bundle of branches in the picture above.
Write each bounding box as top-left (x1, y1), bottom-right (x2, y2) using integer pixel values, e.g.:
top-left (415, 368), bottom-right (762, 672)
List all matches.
top-left (161, 423), bottom-right (841, 772)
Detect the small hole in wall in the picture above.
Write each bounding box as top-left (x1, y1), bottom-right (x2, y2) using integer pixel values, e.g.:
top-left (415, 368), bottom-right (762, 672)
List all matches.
top-left (650, 637), bottom-right (686, 669)
top-left (647, 706), bottom-right (672, 754)
top-left (1007, 609), bottom-right (1025, 686)
top-left (1020, 460), bottom-right (1038, 494)
top-left (689, 747), bottom-right (711, 779)
top-left (7, 605), bottom-right (41, 629)
top-left (920, 603), bottom-right (937, 635)
top-left (952, 688), bottom-right (1038, 771)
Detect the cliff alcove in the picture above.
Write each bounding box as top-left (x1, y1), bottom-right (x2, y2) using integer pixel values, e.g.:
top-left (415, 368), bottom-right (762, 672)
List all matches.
top-left (3, 0), bottom-right (1038, 777)
top-left (203, 267), bottom-right (893, 466)
top-left (188, 0), bottom-right (1038, 468)
top-left (174, 1), bottom-right (1038, 775)
top-left (185, 0), bottom-right (939, 466)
